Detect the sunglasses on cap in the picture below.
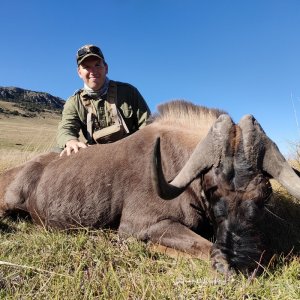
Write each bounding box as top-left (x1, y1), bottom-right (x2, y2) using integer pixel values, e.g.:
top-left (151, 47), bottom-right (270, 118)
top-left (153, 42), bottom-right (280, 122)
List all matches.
top-left (77, 46), bottom-right (102, 58)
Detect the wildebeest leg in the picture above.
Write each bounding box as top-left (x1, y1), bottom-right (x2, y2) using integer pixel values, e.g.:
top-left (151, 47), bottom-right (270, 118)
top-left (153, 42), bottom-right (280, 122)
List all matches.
top-left (0, 166), bottom-right (23, 217)
top-left (1, 161), bottom-right (46, 216)
top-left (0, 153), bottom-right (57, 218)
top-left (143, 220), bottom-right (212, 261)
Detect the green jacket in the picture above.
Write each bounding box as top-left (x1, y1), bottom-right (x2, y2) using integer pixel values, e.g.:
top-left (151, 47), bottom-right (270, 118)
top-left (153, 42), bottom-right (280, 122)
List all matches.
top-left (57, 81), bottom-right (151, 148)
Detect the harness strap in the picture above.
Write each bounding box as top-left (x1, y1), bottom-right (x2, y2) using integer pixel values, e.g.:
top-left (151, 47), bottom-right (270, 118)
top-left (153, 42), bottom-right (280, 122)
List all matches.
top-left (118, 108), bottom-right (130, 134)
top-left (107, 81), bottom-right (129, 134)
top-left (86, 106), bottom-right (94, 144)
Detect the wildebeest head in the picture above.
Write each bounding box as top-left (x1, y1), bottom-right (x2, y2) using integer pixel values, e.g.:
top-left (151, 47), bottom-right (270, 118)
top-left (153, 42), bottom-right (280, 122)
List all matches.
top-left (202, 154), bottom-right (272, 275)
top-left (152, 114), bottom-right (300, 275)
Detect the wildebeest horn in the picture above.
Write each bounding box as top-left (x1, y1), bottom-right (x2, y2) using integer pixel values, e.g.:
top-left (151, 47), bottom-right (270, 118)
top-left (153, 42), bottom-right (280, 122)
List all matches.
top-left (239, 115), bottom-right (300, 200)
top-left (152, 114), bottom-right (235, 199)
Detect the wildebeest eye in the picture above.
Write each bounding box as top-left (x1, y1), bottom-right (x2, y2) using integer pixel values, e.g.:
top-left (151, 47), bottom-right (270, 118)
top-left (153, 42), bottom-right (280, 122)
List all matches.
top-left (213, 198), bottom-right (228, 222)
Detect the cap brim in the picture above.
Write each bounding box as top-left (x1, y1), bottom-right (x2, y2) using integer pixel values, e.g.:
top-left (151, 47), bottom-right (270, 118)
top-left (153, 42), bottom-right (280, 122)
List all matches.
top-left (77, 53), bottom-right (103, 65)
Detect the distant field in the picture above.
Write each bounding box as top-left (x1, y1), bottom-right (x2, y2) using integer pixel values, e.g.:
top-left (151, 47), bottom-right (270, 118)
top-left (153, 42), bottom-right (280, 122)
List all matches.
top-left (0, 111), bottom-right (60, 171)
top-left (0, 115), bottom-right (59, 149)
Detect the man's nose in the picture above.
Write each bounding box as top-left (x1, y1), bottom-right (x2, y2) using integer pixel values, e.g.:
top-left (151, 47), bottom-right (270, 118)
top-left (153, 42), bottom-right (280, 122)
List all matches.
top-left (89, 67), bottom-right (98, 74)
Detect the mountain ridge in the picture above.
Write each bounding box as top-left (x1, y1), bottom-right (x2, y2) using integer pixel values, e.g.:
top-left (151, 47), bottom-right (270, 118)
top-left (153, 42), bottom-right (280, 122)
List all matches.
top-left (0, 86), bottom-right (65, 117)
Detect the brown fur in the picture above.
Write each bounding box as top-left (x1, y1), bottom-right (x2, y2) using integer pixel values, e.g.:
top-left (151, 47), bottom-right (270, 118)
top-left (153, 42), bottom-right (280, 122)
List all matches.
top-left (0, 100), bottom-right (273, 274)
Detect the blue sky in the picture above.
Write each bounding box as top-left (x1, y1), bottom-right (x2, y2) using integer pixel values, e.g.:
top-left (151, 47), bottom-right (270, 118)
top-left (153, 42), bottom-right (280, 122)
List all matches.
top-left (1, 0), bottom-right (300, 156)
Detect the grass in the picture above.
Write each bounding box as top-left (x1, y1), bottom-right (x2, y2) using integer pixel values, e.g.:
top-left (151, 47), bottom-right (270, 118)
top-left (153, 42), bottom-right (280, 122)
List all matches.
top-left (0, 110), bottom-right (60, 173)
top-left (0, 114), bottom-right (299, 299)
top-left (0, 219), bottom-right (299, 299)
top-left (0, 219), bottom-right (298, 300)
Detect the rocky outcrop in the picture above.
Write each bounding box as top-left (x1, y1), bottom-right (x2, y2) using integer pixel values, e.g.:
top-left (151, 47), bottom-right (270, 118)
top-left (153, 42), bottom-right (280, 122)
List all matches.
top-left (0, 86), bottom-right (65, 111)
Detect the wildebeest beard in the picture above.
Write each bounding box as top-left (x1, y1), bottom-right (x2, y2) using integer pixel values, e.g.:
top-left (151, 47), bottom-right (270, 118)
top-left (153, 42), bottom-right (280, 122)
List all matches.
top-left (202, 164), bottom-right (272, 275)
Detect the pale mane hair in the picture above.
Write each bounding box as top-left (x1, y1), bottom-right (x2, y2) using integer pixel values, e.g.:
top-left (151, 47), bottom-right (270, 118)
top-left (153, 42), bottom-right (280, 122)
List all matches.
top-left (150, 100), bottom-right (227, 130)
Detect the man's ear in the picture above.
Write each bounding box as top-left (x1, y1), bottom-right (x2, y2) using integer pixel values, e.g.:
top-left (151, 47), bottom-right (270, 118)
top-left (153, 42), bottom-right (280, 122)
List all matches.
top-left (77, 66), bottom-right (83, 79)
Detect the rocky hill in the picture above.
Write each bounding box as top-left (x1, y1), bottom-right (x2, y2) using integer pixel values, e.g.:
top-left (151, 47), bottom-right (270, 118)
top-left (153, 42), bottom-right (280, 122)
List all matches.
top-left (0, 86), bottom-right (65, 117)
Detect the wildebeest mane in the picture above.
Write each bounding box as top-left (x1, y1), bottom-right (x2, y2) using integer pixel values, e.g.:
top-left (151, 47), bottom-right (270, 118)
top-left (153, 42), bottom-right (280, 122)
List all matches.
top-left (148, 100), bottom-right (227, 130)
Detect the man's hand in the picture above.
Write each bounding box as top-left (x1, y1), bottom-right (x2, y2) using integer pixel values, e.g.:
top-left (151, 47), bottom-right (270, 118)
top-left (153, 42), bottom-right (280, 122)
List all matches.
top-left (60, 139), bottom-right (87, 157)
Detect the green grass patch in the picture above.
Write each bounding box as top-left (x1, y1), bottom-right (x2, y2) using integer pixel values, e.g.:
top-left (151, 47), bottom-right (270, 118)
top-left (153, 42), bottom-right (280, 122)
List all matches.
top-left (0, 114), bottom-right (59, 172)
top-left (0, 218), bottom-right (299, 299)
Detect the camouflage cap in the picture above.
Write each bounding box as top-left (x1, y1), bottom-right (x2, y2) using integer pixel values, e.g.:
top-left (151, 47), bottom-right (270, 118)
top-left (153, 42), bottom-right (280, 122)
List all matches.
top-left (76, 44), bottom-right (105, 65)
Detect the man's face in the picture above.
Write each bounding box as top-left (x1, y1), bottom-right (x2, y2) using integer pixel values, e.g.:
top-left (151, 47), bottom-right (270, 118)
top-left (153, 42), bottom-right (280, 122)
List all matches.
top-left (77, 56), bottom-right (108, 90)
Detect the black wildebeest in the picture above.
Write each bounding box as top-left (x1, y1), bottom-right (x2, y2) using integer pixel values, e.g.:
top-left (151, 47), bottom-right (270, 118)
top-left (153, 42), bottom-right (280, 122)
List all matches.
top-left (0, 100), bottom-right (299, 275)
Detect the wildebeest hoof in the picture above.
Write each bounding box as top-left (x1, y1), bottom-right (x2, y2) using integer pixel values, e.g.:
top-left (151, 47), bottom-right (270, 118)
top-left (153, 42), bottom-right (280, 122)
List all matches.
top-left (210, 247), bottom-right (234, 276)
top-left (211, 259), bottom-right (235, 276)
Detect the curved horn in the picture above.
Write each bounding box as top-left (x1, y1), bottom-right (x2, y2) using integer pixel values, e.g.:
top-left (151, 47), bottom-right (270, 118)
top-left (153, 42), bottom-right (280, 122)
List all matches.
top-left (239, 115), bottom-right (300, 200)
top-left (152, 114), bottom-right (235, 200)
top-left (152, 138), bottom-right (184, 199)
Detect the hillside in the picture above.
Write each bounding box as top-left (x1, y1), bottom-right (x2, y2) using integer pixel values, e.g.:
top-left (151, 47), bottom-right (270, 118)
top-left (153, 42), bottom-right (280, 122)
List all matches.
top-left (0, 86), bottom-right (65, 117)
top-left (0, 87), bottom-right (64, 159)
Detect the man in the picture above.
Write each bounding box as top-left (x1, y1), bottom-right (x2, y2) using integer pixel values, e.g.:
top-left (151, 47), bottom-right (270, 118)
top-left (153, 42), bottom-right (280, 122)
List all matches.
top-left (57, 44), bottom-right (151, 156)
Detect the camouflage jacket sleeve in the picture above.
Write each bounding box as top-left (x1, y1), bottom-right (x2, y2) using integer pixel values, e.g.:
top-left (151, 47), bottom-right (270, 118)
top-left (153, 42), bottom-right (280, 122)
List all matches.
top-left (56, 95), bottom-right (83, 148)
top-left (132, 85), bottom-right (151, 129)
